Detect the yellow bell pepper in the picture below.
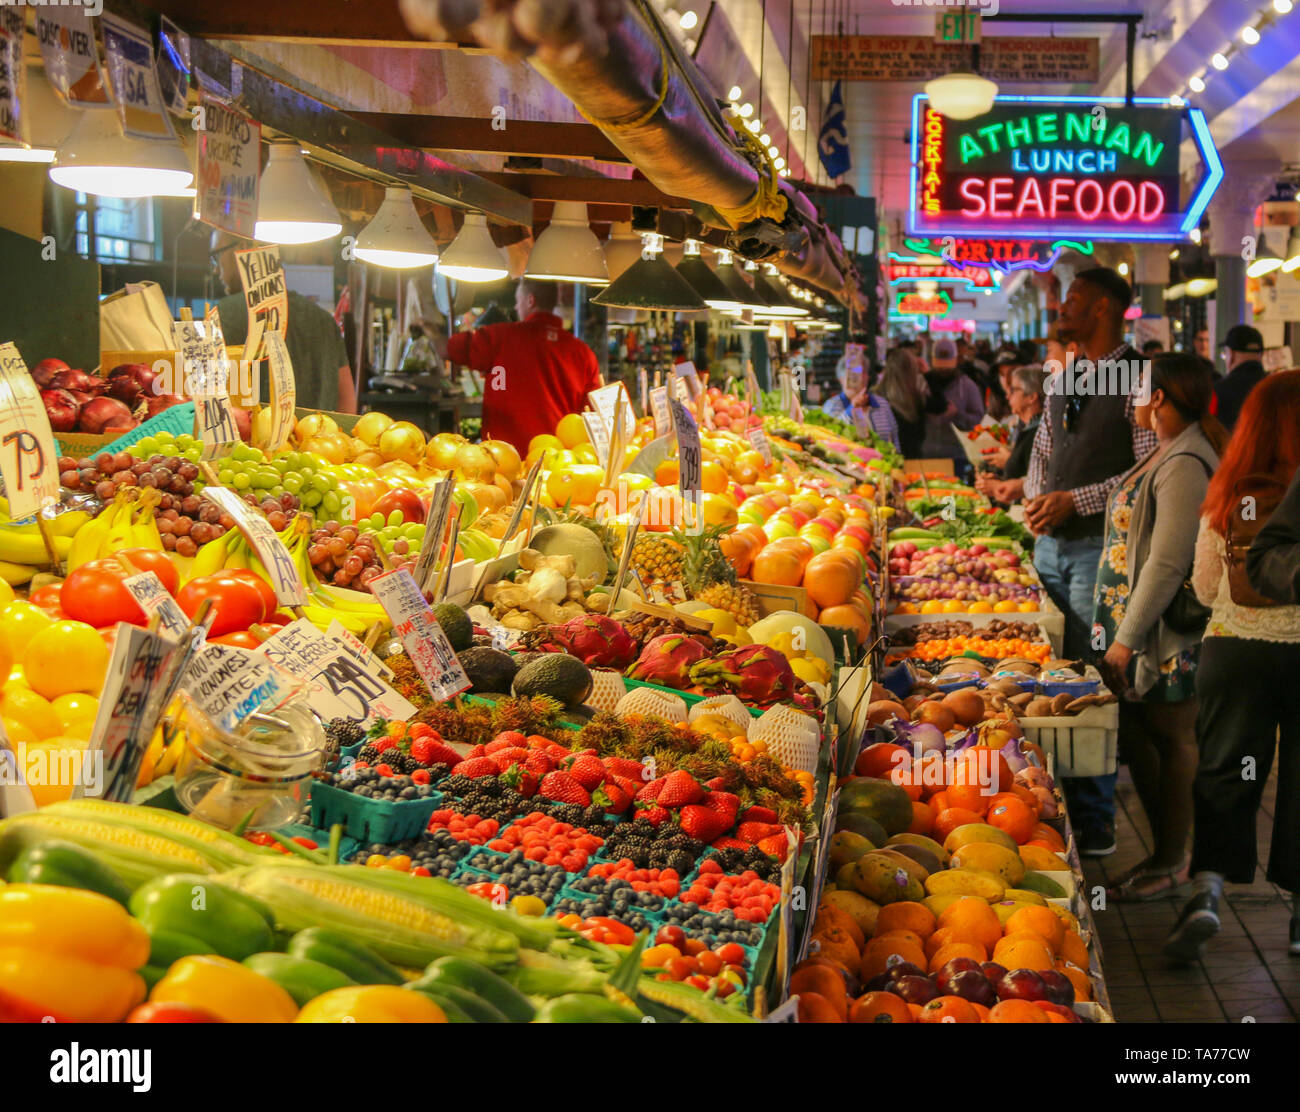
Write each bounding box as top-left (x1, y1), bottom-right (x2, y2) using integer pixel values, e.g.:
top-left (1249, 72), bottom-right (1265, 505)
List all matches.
top-left (151, 955), bottom-right (298, 1023)
top-left (0, 883), bottom-right (149, 1022)
top-left (295, 985), bottom-right (447, 1023)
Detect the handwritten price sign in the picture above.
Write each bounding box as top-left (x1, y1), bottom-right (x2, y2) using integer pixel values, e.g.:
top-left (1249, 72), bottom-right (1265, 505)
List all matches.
top-left (0, 343), bottom-right (60, 520)
top-left (200, 486), bottom-right (307, 606)
top-left (369, 568), bottom-right (470, 701)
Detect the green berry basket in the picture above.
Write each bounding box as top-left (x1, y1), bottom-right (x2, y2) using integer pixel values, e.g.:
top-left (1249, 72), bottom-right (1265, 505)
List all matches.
top-left (308, 780), bottom-right (440, 844)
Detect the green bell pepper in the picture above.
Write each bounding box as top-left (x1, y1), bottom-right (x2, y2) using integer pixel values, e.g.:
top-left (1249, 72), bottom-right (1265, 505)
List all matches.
top-left (6, 839), bottom-right (132, 906)
top-left (129, 873), bottom-right (274, 962)
top-left (404, 976), bottom-right (507, 1023)
top-left (287, 927), bottom-right (403, 986)
top-left (242, 952), bottom-right (356, 1006)
top-left (146, 928), bottom-right (213, 968)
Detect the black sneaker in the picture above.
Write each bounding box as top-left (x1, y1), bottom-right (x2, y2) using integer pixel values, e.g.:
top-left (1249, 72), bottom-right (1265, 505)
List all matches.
top-left (1078, 825), bottom-right (1117, 857)
top-left (1163, 891), bottom-right (1221, 964)
top-left (1290, 917), bottom-right (1300, 957)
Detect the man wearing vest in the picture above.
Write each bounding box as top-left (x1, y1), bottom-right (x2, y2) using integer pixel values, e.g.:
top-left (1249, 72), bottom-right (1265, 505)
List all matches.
top-left (1023, 268), bottom-right (1158, 857)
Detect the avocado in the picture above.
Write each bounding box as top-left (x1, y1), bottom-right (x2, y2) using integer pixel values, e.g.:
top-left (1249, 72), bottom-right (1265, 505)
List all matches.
top-left (457, 646), bottom-right (518, 695)
top-left (512, 653), bottom-right (594, 707)
top-left (432, 603), bottom-right (474, 652)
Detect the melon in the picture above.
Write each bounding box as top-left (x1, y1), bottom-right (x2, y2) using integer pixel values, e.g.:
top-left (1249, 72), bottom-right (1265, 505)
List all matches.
top-left (840, 778), bottom-right (915, 837)
top-left (749, 611), bottom-right (835, 667)
top-left (529, 523), bottom-right (609, 584)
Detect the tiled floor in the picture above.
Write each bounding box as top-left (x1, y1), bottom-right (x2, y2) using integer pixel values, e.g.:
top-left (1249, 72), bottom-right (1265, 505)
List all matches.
top-left (1083, 761), bottom-right (1298, 1023)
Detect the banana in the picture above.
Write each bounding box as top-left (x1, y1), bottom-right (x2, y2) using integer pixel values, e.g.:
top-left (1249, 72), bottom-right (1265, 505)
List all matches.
top-left (0, 528), bottom-right (71, 565)
top-left (223, 532), bottom-right (251, 570)
top-left (0, 559), bottom-right (38, 585)
top-left (153, 730), bottom-right (186, 778)
top-left (101, 498), bottom-right (138, 557)
top-left (191, 531), bottom-right (234, 578)
top-left (128, 501), bottom-right (164, 552)
top-left (66, 506), bottom-right (112, 572)
top-left (300, 603), bottom-right (369, 634)
top-left (49, 509), bottom-right (93, 538)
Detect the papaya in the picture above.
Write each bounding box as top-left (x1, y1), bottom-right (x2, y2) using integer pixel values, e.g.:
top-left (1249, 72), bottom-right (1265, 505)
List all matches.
top-left (839, 778), bottom-right (915, 837)
top-left (790, 964), bottom-right (849, 1020)
top-left (1003, 887), bottom-right (1048, 907)
top-left (886, 832), bottom-right (951, 866)
top-left (1019, 844), bottom-right (1070, 872)
top-left (950, 842), bottom-right (1026, 887)
top-left (852, 852), bottom-right (926, 905)
top-left (821, 889), bottom-right (881, 939)
top-left (1019, 871), bottom-right (1068, 899)
top-left (885, 842), bottom-right (943, 878)
top-left (923, 867), bottom-right (1007, 903)
top-left (943, 823), bottom-right (1019, 855)
top-left (829, 830), bottom-right (875, 871)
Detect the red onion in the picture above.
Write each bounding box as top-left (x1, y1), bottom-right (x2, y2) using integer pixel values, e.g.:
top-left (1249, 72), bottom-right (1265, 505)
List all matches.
top-left (49, 368), bottom-right (103, 395)
top-left (78, 396), bottom-right (135, 434)
top-left (894, 720), bottom-right (946, 757)
top-left (30, 357), bottom-right (69, 389)
top-left (106, 363), bottom-right (158, 406)
top-left (66, 389), bottom-right (95, 406)
top-left (40, 388), bottom-right (81, 432)
top-left (145, 393), bottom-right (186, 417)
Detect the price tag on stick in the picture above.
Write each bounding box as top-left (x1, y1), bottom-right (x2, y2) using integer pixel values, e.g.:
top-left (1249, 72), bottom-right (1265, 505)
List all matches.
top-left (200, 486), bottom-right (308, 607)
top-left (369, 568), bottom-right (471, 701)
top-left (0, 343), bottom-right (61, 522)
top-left (649, 386), bottom-right (670, 438)
top-left (669, 397), bottom-right (703, 534)
top-left (748, 425), bottom-right (773, 465)
top-left (120, 568), bottom-right (191, 643)
top-left (263, 331), bottom-right (296, 453)
top-left (581, 410), bottom-right (610, 469)
top-left (414, 476), bottom-right (455, 593)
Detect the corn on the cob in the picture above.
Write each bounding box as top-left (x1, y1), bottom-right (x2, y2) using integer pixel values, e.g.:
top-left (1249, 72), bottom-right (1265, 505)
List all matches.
top-left (0, 813), bottom-right (217, 890)
top-left (231, 864), bottom-right (520, 970)
top-left (636, 977), bottom-right (757, 1022)
top-left (42, 799), bottom-right (270, 868)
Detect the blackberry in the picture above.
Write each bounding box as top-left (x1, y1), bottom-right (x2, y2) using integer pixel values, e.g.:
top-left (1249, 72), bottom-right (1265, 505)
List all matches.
top-left (357, 744), bottom-right (384, 764)
top-left (326, 718), bottom-right (365, 749)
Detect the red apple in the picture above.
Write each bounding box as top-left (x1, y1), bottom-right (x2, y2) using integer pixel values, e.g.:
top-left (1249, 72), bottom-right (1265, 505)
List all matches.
top-left (371, 487), bottom-right (427, 525)
top-left (891, 974), bottom-right (938, 1004)
top-left (996, 968), bottom-right (1047, 1002)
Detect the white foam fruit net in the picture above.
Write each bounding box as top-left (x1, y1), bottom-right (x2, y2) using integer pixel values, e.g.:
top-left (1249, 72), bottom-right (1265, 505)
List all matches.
top-left (588, 670), bottom-right (627, 712)
top-left (616, 687), bottom-right (688, 722)
top-left (750, 704), bottom-right (820, 773)
top-left (688, 694), bottom-right (751, 732)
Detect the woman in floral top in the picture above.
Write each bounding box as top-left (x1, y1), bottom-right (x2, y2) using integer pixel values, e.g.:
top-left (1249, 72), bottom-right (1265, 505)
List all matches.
top-left (1091, 355), bottom-right (1226, 903)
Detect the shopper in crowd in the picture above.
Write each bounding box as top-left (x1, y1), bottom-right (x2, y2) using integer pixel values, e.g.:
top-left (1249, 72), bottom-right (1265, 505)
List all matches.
top-left (1247, 466), bottom-right (1300, 604)
top-left (1092, 354), bottom-right (1226, 900)
top-left (1194, 328), bottom-right (1210, 362)
top-left (877, 347), bottom-right (928, 458)
top-left (921, 337), bottom-right (984, 467)
top-left (975, 364), bottom-right (1045, 505)
top-left (211, 230), bottom-right (357, 414)
top-left (823, 355), bottom-right (900, 449)
top-left (1023, 267), bottom-right (1158, 856)
top-left (442, 278), bottom-right (601, 451)
top-left (1142, 339), bottom-right (1165, 357)
top-left (984, 351), bottom-right (1018, 421)
top-left (1163, 371), bottom-right (1300, 961)
top-left (1210, 324), bottom-right (1267, 432)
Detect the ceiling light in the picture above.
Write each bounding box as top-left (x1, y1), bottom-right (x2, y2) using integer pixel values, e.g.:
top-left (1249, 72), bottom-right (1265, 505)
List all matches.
top-left (738, 102), bottom-right (754, 118)
top-left (677, 9), bottom-right (698, 30)
top-left (49, 111), bottom-right (193, 198)
top-left (1169, 248), bottom-right (1180, 259)
top-left (602, 221), bottom-right (646, 281)
top-left (0, 143), bottom-right (56, 163)
top-left (924, 72), bottom-right (998, 120)
top-left (1246, 251), bottom-right (1283, 278)
top-left (759, 133), bottom-right (770, 146)
top-left (1189, 74), bottom-right (1207, 92)
top-left (1169, 94), bottom-right (1185, 107)
top-left (750, 264), bottom-right (809, 318)
top-left (591, 238), bottom-right (705, 311)
top-left (1190, 227), bottom-right (1202, 244)
top-left (767, 145), bottom-right (779, 158)
top-left (1118, 262), bottom-right (1130, 275)
top-left (676, 240), bottom-right (742, 311)
top-left (525, 201), bottom-right (609, 284)
top-left (714, 249), bottom-right (769, 311)
top-left (728, 85), bottom-right (742, 101)
top-left (254, 140), bottom-right (343, 244)
top-left (437, 212), bottom-right (509, 282)
top-left (773, 156), bottom-right (785, 170)
top-left (1185, 277), bottom-right (1219, 295)
top-left (1163, 283), bottom-right (1187, 300)
top-left (354, 185), bottom-right (439, 269)
top-left (1275, 0), bottom-right (1293, 14)
top-left (1241, 25), bottom-right (1261, 45)
top-left (746, 119), bottom-right (762, 134)
top-left (1211, 52), bottom-right (1230, 70)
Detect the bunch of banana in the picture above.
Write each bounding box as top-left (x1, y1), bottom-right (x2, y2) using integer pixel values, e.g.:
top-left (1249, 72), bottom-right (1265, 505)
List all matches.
top-left (65, 490), bottom-right (165, 573)
top-left (0, 498), bottom-right (91, 584)
top-left (286, 526), bottom-right (390, 635)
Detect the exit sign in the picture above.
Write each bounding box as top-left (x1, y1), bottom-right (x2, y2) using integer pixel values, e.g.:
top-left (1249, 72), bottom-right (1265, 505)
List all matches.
top-left (935, 11), bottom-right (981, 43)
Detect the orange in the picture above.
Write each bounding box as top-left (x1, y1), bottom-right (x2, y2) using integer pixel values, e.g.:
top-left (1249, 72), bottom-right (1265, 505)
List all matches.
top-left (938, 897), bottom-right (1003, 952)
top-left (988, 999), bottom-right (1049, 1023)
top-left (927, 790), bottom-right (952, 813)
top-left (932, 806), bottom-right (985, 843)
top-left (544, 464), bottom-right (606, 509)
top-left (858, 936), bottom-right (927, 982)
top-left (804, 551), bottom-right (863, 609)
top-left (817, 605), bottom-right (871, 646)
top-left (850, 992), bottom-right (913, 1023)
top-left (907, 1003), bottom-right (925, 1021)
top-left (700, 459), bottom-right (729, 494)
top-left (908, 800), bottom-right (935, 836)
top-left (751, 545), bottom-right (807, 587)
top-left (875, 902), bottom-right (937, 940)
top-left (929, 941), bottom-right (987, 973)
top-left (874, 929), bottom-right (925, 953)
top-left (1031, 823), bottom-right (1066, 852)
top-left (1005, 905), bottom-right (1065, 954)
top-left (987, 796), bottom-right (1037, 844)
top-left (1058, 960), bottom-right (1093, 1001)
top-left (950, 747), bottom-right (1015, 796)
top-left (944, 780), bottom-right (992, 816)
top-left (1059, 930), bottom-right (1090, 970)
top-left (654, 458), bottom-right (681, 487)
top-left (924, 926), bottom-right (960, 961)
top-left (889, 760), bottom-right (924, 802)
top-left (971, 1002), bottom-right (991, 1022)
top-left (554, 413), bottom-right (590, 448)
top-left (918, 995), bottom-right (980, 1023)
top-left (992, 935), bottom-right (1054, 972)
top-left (856, 742), bottom-right (909, 779)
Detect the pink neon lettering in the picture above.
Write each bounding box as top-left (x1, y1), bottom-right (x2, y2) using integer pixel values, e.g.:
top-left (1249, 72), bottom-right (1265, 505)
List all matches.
top-left (1074, 180), bottom-right (1103, 220)
top-left (959, 177), bottom-right (987, 216)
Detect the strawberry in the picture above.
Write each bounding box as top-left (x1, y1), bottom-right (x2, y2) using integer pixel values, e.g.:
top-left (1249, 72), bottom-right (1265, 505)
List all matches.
top-left (487, 731), bottom-right (528, 751)
top-left (452, 757), bottom-right (500, 779)
top-left (657, 770), bottom-right (703, 808)
top-left (524, 751), bottom-right (555, 777)
top-left (704, 776), bottom-right (730, 791)
top-left (610, 773), bottom-right (640, 799)
top-left (595, 782), bottom-right (631, 813)
top-left (711, 836), bottom-right (750, 850)
top-left (637, 804), bottom-right (670, 826)
top-left (635, 777), bottom-right (666, 802)
top-left (702, 790), bottom-right (740, 825)
top-left (489, 746), bottom-right (530, 771)
top-left (564, 753), bottom-right (606, 791)
top-left (410, 738), bottom-right (461, 767)
top-left (371, 737), bottom-right (397, 754)
top-left (539, 771), bottom-right (591, 807)
top-left (465, 744), bottom-right (488, 760)
top-left (736, 821), bottom-right (782, 844)
top-left (604, 756), bottom-right (648, 779)
top-left (740, 805), bottom-right (779, 825)
top-left (757, 834), bottom-right (789, 861)
top-left (679, 804), bottom-right (727, 842)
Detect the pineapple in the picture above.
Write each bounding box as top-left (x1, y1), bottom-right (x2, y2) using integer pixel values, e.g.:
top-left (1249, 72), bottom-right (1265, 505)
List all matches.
top-left (631, 533), bottom-right (685, 582)
top-left (676, 526), bottom-right (762, 626)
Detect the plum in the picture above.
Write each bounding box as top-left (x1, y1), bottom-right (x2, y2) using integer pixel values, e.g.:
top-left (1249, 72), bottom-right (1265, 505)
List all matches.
top-left (936, 956), bottom-right (982, 994)
top-left (996, 968), bottom-right (1047, 1002)
top-left (948, 969), bottom-right (998, 1007)
top-left (892, 975), bottom-right (938, 1005)
top-left (1038, 969), bottom-right (1076, 1006)
top-left (886, 961), bottom-right (927, 983)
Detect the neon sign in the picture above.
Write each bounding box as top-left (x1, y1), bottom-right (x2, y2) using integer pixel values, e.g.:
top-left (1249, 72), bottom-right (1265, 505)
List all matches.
top-left (901, 237), bottom-right (1095, 274)
top-left (908, 95), bottom-right (1222, 241)
top-left (895, 290), bottom-right (952, 316)
top-left (887, 253), bottom-right (998, 290)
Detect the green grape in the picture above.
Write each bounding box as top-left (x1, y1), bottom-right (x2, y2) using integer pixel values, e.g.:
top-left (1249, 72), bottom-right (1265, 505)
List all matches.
top-left (368, 513), bottom-right (384, 530)
top-left (251, 468), bottom-right (279, 489)
top-left (272, 458), bottom-right (292, 474)
top-left (136, 436), bottom-right (160, 455)
top-left (270, 484), bottom-right (285, 498)
top-left (218, 469), bottom-right (235, 486)
top-left (402, 523), bottom-right (424, 539)
top-left (385, 510), bottom-right (401, 527)
top-left (300, 489), bottom-right (322, 508)
top-left (298, 467), bottom-right (315, 483)
top-left (320, 491), bottom-right (341, 516)
top-left (310, 474), bottom-right (332, 494)
top-left (281, 474), bottom-right (304, 495)
top-left (175, 434), bottom-right (196, 449)
top-left (232, 472), bottom-right (252, 490)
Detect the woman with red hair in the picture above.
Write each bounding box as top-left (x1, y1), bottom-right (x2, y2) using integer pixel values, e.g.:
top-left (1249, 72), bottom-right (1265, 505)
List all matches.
top-left (1165, 369), bottom-right (1300, 963)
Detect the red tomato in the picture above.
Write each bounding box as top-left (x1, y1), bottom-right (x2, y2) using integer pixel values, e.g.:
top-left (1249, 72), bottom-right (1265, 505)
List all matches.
top-left (221, 569), bottom-right (276, 622)
top-left (210, 630), bottom-right (265, 649)
top-left (127, 1002), bottom-right (220, 1023)
top-left (176, 574), bottom-right (266, 636)
top-left (119, 548), bottom-right (179, 594)
top-left (60, 560), bottom-right (146, 627)
top-left (28, 584), bottom-right (63, 612)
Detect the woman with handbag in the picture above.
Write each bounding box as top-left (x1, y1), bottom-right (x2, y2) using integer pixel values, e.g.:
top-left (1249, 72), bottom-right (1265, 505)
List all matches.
top-left (1165, 370), bottom-right (1300, 962)
top-left (1091, 353), bottom-right (1227, 901)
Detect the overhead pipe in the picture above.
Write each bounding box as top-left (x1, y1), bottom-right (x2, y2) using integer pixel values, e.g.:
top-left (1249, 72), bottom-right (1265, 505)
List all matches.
top-left (398, 0), bottom-right (864, 308)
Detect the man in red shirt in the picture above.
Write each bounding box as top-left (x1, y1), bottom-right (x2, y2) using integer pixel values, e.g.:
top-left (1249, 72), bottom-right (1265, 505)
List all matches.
top-left (445, 279), bottom-right (602, 451)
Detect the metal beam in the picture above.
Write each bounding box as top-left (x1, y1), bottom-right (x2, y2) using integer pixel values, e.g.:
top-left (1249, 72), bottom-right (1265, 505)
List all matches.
top-left (349, 114), bottom-right (630, 163)
top-left (479, 173), bottom-right (692, 211)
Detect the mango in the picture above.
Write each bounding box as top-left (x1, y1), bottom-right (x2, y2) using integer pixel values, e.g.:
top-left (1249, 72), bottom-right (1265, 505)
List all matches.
top-left (923, 867), bottom-right (1007, 903)
top-left (1002, 887), bottom-right (1048, 907)
top-left (835, 861), bottom-right (860, 891)
top-left (886, 842), bottom-right (944, 878)
top-left (872, 848), bottom-right (930, 885)
top-left (943, 823), bottom-right (1019, 855)
top-left (820, 889), bottom-right (881, 939)
top-left (886, 832), bottom-right (951, 867)
top-left (1019, 844), bottom-right (1070, 872)
top-left (853, 852), bottom-right (926, 905)
top-left (829, 830), bottom-right (875, 872)
top-left (950, 841), bottom-right (1026, 887)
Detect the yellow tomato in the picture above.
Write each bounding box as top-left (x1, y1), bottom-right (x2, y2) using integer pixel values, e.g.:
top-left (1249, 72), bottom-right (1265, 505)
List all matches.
top-left (545, 464), bottom-right (606, 508)
top-left (570, 444), bottom-right (600, 466)
top-left (554, 414), bottom-right (590, 449)
top-left (23, 620), bottom-right (109, 701)
top-left (51, 692), bottom-right (100, 730)
top-left (528, 433), bottom-right (565, 457)
top-left (0, 685), bottom-right (61, 739)
top-left (0, 602), bottom-right (53, 659)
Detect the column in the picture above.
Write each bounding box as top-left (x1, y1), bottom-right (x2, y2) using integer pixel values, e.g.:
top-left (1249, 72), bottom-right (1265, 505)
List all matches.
top-left (1207, 162), bottom-right (1278, 367)
top-left (1133, 244), bottom-right (1170, 316)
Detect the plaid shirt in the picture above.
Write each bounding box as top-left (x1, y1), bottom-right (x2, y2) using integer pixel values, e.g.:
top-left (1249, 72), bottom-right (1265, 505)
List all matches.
top-left (1023, 344), bottom-right (1158, 516)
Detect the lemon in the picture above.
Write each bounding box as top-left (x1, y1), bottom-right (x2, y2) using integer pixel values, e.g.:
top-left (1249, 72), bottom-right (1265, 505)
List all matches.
top-left (554, 414), bottom-right (589, 449)
top-left (695, 608), bottom-right (737, 636)
top-left (510, 895), bottom-right (547, 917)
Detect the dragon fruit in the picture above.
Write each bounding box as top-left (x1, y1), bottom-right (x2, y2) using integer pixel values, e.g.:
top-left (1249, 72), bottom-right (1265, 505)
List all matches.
top-left (539, 614), bottom-right (638, 669)
top-left (688, 644), bottom-right (796, 706)
top-left (625, 634), bottom-right (710, 689)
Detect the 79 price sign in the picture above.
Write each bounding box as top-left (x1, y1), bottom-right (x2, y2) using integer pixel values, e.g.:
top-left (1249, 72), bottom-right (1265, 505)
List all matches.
top-left (0, 343), bottom-right (60, 519)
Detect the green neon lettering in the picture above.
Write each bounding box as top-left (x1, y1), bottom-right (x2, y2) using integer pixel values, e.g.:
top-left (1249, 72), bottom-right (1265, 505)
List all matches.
top-left (977, 124), bottom-right (1003, 153)
top-left (959, 133), bottom-right (984, 163)
top-left (1035, 113), bottom-right (1058, 143)
top-left (1132, 132), bottom-right (1165, 168)
top-left (1105, 123), bottom-right (1132, 155)
top-left (1005, 116), bottom-right (1032, 148)
top-left (1064, 113), bottom-right (1092, 143)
